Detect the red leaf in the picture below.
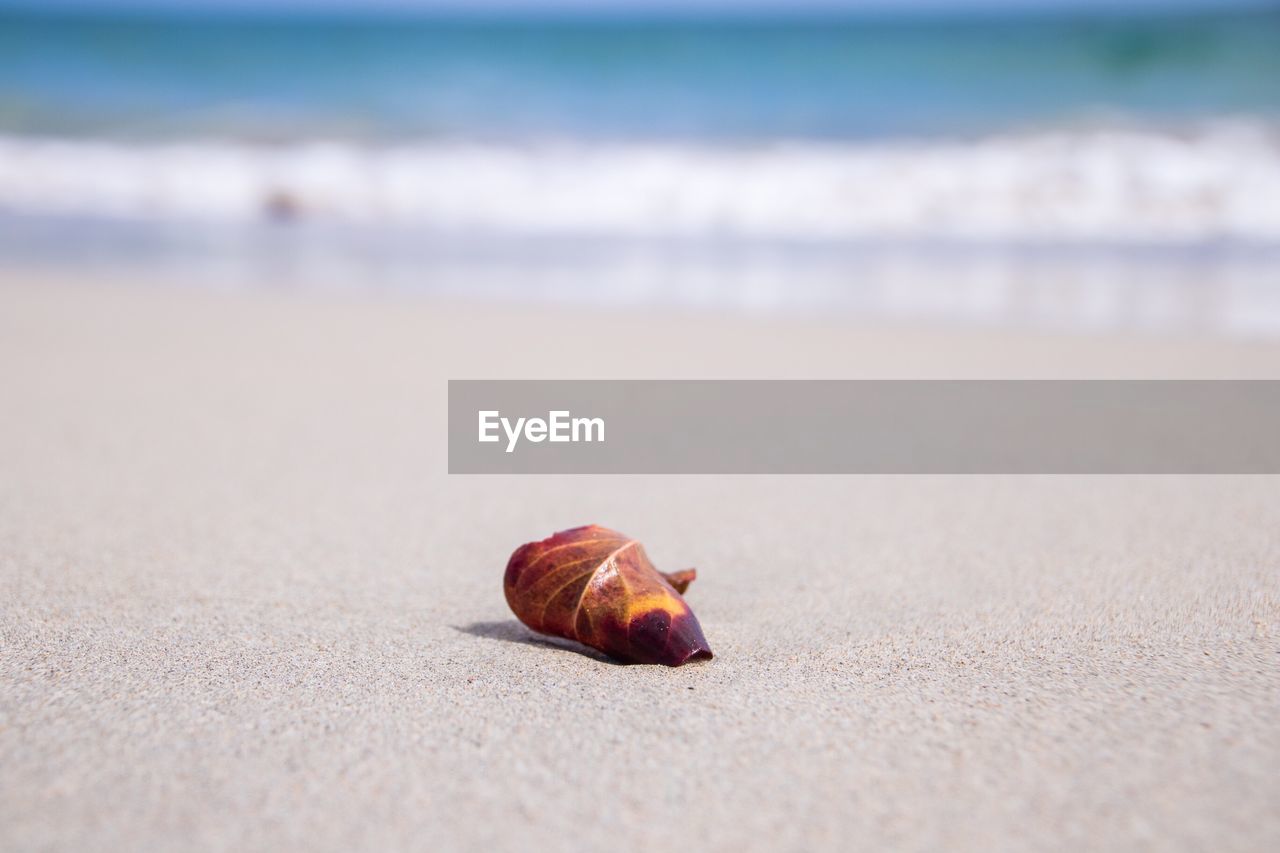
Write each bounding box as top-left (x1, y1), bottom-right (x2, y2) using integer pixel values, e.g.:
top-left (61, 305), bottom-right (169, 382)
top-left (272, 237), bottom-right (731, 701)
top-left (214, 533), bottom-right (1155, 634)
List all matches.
top-left (504, 525), bottom-right (713, 666)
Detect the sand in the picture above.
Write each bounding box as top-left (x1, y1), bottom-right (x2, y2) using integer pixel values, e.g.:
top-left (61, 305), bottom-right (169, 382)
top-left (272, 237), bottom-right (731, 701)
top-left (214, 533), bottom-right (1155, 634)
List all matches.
top-left (2, 273), bottom-right (1278, 852)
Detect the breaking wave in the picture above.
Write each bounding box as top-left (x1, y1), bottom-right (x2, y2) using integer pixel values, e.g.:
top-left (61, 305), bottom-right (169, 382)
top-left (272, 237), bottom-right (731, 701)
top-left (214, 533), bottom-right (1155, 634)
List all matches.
top-left (1, 122), bottom-right (1278, 244)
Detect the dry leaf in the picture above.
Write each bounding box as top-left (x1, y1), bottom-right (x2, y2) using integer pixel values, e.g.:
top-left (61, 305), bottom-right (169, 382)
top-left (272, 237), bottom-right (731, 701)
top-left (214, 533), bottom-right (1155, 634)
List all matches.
top-left (504, 525), bottom-right (713, 666)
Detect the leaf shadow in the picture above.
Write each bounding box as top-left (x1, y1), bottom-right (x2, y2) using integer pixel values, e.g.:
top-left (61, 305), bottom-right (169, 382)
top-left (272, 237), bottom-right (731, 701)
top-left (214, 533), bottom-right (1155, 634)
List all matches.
top-left (453, 620), bottom-right (625, 666)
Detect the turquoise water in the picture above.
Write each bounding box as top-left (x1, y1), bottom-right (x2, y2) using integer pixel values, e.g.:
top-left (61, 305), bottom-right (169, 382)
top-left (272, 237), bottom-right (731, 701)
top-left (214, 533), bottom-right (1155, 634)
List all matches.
top-left (2, 5), bottom-right (1278, 335)
top-left (2, 8), bottom-right (1278, 140)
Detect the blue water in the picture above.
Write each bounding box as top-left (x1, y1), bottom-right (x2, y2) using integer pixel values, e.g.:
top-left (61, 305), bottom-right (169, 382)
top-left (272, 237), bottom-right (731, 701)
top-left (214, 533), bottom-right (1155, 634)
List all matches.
top-left (1, 8), bottom-right (1278, 140)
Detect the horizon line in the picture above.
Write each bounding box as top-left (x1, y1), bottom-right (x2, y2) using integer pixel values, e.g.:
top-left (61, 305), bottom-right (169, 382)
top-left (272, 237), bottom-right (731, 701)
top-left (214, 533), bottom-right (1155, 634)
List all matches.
top-left (2, 0), bottom-right (1278, 23)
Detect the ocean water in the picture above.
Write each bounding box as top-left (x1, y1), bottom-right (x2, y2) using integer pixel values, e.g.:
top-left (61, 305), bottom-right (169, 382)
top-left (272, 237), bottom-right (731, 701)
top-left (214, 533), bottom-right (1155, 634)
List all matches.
top-left (1, 7), bottom-right (1278, 332)
top-left (4, 9), bottom-right (1279, 141)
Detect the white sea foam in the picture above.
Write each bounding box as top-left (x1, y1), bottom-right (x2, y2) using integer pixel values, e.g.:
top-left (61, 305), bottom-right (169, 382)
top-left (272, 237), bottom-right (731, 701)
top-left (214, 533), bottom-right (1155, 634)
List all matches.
top-left (1, 124), bottom-right (1278, 243)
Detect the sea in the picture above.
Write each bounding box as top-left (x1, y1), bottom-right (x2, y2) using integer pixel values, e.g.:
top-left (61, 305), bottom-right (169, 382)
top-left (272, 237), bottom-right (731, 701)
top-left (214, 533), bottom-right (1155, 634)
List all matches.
top-left (1, 6), bottom-right (1278, 333)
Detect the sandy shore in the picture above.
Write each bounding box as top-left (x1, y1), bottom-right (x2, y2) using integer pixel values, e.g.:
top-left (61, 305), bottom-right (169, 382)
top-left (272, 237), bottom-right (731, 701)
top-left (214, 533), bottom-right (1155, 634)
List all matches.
top-left (2, 273), bottom-right (1278, 851)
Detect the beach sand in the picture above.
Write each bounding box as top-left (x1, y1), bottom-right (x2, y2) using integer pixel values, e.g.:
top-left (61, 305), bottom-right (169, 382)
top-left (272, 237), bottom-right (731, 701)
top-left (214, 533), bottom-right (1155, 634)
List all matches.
top-left (2, 272), bottom-right (1278, 851)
